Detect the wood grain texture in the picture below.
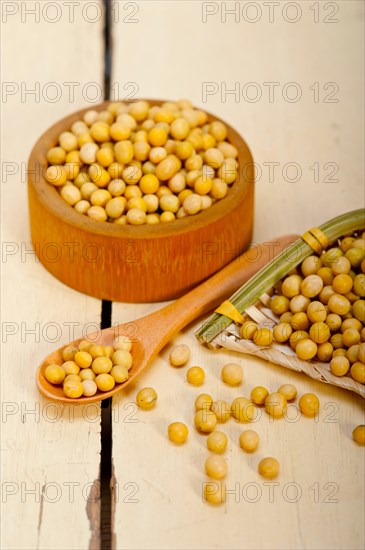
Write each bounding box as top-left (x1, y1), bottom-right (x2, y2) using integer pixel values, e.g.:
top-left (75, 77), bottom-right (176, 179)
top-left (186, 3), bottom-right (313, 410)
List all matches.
top-left (1, 1), bottom-right (364, 549)
top-left (0, 2), bottom-right (104, 548)
top-left (111, 2), bottom-right (364, 549)
top-left (112, 0), bottom-right (364, 241)
top-left (28, 100), bottom-right (254, 303)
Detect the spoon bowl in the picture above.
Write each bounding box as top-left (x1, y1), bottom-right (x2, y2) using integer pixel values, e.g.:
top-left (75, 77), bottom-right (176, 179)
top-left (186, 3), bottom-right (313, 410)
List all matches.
top-left (36, 234), bottom-right (299, 403)
top-left (37, 326), bottom-right (148, 403)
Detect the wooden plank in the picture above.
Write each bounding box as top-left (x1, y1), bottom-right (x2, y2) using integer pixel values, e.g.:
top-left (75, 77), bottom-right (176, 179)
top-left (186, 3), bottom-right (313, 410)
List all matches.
top-left (111, 2), bottom-right (364, 549)
top-left (111, 321), bottom-right (365, 550)
top-left (1, 2), bottom-right (104, 548)
top-left (111, 0), bottom-right (364, 239)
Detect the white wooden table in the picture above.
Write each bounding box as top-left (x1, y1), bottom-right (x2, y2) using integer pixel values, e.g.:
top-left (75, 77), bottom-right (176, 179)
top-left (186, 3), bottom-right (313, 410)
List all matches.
top-left (1, 1), bottom-right (364, 549)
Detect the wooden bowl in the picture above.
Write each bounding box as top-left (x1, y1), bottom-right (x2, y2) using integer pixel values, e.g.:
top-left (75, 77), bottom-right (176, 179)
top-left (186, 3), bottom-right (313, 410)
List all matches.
top-left (28, 100), bottom-right (254, 303)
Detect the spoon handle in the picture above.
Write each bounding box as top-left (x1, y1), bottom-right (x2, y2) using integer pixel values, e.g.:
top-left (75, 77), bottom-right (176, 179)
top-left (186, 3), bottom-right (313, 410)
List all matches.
top-left (138, 234), bottom-right (299, 350)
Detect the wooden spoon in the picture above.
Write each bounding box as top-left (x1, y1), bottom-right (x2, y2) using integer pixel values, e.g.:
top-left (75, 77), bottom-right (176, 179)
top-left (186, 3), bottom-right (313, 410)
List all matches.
top-left (36, 234), bottom-right (298, 403)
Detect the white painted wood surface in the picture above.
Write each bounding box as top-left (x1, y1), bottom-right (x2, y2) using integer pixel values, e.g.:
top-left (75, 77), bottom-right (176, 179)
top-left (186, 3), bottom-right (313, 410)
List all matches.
top-left (1, 1), bottom-right (364, 549)
top-left (111, 2), bottom-right (364, 549)
top-left (1, 2), bottom-right (104, 548)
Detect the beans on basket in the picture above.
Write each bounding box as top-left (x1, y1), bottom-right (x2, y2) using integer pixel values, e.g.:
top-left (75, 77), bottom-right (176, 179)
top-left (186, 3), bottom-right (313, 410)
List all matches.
top-left (45, 99), bottom-right (239, 225)
top-left (239, 232), bottom-right (365, 385)
top-left (44, 335), bottom-right (133, 398)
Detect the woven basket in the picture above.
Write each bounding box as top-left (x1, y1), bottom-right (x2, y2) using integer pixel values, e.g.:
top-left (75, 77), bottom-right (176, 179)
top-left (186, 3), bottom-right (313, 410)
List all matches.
top-left (209, 293), bottom-right (365, 398)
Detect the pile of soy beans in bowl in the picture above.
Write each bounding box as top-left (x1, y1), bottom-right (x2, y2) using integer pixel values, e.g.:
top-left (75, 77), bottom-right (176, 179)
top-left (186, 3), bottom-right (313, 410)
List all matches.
top-left (45, 99), bottom-right (238, 225)
top-left (44, 336), bottom-right (133, 398)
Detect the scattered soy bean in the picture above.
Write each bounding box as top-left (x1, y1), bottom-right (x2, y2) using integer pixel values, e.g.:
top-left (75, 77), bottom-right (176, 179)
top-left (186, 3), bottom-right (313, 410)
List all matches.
top-left (221, 363), bottom-right (243, 386)
top-left (265, 392), bottom-right (287, 418)
top-left (186, 366), bottom-right (205, 386)
top-left (194, 410), bottom-right (217, 432)
top-left (168, 422), bottom-right (188, 444)
top-left (258, 457), bottom-right (280, 479)
top-left (195, 393), bottom-right (213, 411)
top-left (136, 387), bottom-right (158, 409)
top-left (277, 384), bottom-right (297, 401)
top-left (231, 397), bottom-right (254, 422)
top-left (207, 431), bottom-right (228, 454)
top-left (250, 386), bottom-right (269, 405)
top-left (211, 400), bottom-right (231, 423)
top-left (299, 393), bottom-right (320, 416)
top-left (352, 425), bottom-right (365, 444)
top-left (169, 344), bottom-right (191, 367)
top-left (239, 430), bottom-right (259, 452)
top-left (205, 455), bottom-right (227, 479)
top-left (204, 482), bottom-right (226, 505)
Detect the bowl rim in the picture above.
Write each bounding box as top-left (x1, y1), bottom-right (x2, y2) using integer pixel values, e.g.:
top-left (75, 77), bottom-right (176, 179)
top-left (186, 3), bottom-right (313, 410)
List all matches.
top-left (28, 99), bottom-right (254, 240)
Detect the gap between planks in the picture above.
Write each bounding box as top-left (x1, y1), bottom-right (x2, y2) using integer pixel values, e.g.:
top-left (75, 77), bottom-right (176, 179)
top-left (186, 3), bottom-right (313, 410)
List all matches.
top-left (93, 0), bottom-right (115, 548)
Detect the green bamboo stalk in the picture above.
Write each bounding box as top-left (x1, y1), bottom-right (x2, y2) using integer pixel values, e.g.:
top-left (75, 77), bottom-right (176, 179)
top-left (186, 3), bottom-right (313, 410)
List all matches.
top-left (195, 209), bottom-right (365, 346)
